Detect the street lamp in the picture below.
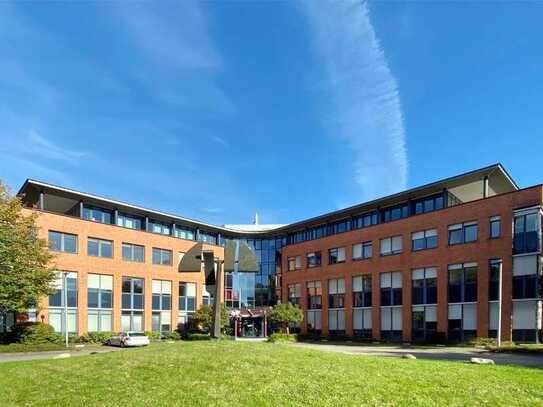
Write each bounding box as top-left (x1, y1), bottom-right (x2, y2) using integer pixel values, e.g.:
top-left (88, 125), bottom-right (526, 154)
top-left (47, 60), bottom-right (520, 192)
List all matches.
top-left (497, 260), bottom-right (503, 347)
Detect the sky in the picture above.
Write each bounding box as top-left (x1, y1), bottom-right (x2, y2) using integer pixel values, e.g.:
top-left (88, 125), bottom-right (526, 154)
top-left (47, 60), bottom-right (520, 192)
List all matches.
top-left (1, 1), bottom-right (542, 226)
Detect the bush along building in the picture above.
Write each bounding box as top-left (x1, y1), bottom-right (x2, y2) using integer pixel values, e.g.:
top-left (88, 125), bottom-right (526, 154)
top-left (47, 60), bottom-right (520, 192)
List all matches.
top-left (3, 163), bottom-right (542, 343)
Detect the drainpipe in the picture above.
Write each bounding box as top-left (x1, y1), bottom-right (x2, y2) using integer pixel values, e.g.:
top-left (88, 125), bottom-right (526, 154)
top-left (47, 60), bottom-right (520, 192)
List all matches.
top-left (483, 176), bottom-right (489, 198)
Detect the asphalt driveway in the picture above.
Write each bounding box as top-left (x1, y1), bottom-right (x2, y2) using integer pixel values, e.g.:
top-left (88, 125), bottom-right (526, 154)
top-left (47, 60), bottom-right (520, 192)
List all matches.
top-left (0, 345), bottom-right (123, 363)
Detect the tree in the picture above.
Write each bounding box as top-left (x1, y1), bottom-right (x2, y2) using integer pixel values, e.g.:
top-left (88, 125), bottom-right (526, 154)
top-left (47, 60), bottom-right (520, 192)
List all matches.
top-left (0, 179), bottom-right (55, 313)
top-left (191, 304), bottom-right (229, 333)
top-left (268, 302), bottom-right (303, 335)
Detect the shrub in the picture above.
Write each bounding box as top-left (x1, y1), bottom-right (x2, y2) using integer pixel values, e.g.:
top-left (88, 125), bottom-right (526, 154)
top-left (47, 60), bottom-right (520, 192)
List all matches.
top-left (191, 304), bottom-right (229, 333)
top-left (145, 331), bottom-right (162, 341)
top-left (268, 333), bottom-right (297, 343)
top-left (268, 303), bottom-right (303, 335)
top-left (162, 331), bottom-right (181, 341)
top-left (296, 332), bottom-right (324, 342)
top-left (185, 333), bottom-right (211, 341)
top-left (12, 322), bottom-right (63, 344)
top-left (470, 337), bottom-right (497, 347)
top-left (78, 331), bottom-right (114, 344)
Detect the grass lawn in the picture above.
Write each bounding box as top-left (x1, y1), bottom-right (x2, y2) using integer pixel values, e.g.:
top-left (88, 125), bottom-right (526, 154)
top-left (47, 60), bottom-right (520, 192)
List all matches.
top-left (0, 341), bottom-right (542, 406)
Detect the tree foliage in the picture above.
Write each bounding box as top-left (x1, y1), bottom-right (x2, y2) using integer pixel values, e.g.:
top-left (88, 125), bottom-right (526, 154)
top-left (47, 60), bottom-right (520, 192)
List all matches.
top-left (268, 302), bottom-right (304, 334)
top-left (0, 180), bottom-right (55, 313)
top-left (191, 304), bottom-right (229, 333)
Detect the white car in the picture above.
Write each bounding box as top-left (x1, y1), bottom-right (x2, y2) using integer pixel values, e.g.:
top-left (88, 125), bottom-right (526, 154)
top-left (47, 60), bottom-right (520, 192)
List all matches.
top-left (108, 332), bottom-right (150, 348)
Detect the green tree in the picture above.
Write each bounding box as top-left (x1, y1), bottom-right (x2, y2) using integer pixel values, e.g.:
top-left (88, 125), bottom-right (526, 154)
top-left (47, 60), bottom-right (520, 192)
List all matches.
top-left (268, 302), bottom-right (303, 335)
top-left (191, 304), bottom-right (229, 333)
top-left (0, 180), bottom-right (55, 313)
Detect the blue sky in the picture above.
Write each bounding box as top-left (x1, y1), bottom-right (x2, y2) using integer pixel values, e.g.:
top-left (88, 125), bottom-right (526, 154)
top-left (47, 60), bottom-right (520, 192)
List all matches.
top-left (1, 1), bottom-right (542, 225)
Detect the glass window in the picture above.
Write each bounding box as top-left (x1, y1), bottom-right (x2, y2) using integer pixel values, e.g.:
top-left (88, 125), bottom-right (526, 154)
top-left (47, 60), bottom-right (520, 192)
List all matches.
top-left (448, 222), bottom-right (478, 245)
top-left (307, 281), bottom-right (322, 309)
top-left (117, 213), bottom-right (142, 230)
top-left (383, 203), bottom-right (408, 222)
top-left (448, 263), bottom-right (478, 303)
top-left (88, 274), bottom-right (113, 309)
top-left (122, 243), bottom-right (145, 262)
top-left (489, 260), bottom-right (501, 301)
top-left (174, 227), bottom-right (195, 240)
top-left (328, 247), bottom-right (346, 264)
top-left (288, 283), bottom-right (301, 305)
top-left (412, 229), bottom-right (437, 251)
top-left (513, 212), bottom-right (540, 254)
top-left (413, 194), bottom-right (444, 215)
top-left (307, 252), bottom-right (321, 268)
top-left (288, 256), bottom-right (302, 271)
top-left (152, 280), bottom-right (172, 313)
top-left (411, 268), bottom-right (437, 305)
top-left (152, 248), bottom-right (172, 265)
top-left (48, 231), bottom-right (77, 254)
top-left (490, 216), bottom-right (501, 239)
top-left (149, 220), bottom-right (171, 235)
top-left (328, 279), bottom-right (345, 309)
top-left (122, 277), bottom-right (144, 310)
top-left (87, 238), bottom-right (113, 258)
top-left (353, 242), bottom-right (372, 260)
top-left (353, 275), bottom-right (372, 308)
top-left (49, 272), bottom-right (78, 308)
top-left (380, 236), bottom-right (402, 256)
top-left (380, 272), bottom-right (402, 306)
top-left (83, 205), bottom-right (112, 224)
top-left (179, 282), bottom-right (196, 313)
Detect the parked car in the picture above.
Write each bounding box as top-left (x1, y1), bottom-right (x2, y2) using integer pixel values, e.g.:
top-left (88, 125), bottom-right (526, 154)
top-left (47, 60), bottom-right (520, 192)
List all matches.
top-left (108, 332), bottom-right (150, 348)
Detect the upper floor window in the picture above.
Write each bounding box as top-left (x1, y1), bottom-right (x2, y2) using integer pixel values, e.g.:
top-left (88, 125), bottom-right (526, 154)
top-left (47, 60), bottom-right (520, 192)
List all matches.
top-left (489, 259), bottom-right (501, 301)
top-left (174, 227), bottom-right (195, 240)
top-left (489, 216), bottom-right (501, 239)
top-left (122, 277), bottom-right (144, 310)
top-left (149, 220), bottom-right (171, 236)
top-left (307, 281), bottom-right (322, 309)
top-left (122, 243), bottom-right (145, 263)
top-left (307, 252), bottom-right (321, 268)
top-left (88, 238), bottom-right (113, 258)
top-left (152, 280), bottom-right (172, 310)
top-left (327, 219), bottom-right (351, 235)
top-left (117, 213), bottom-right (142, 230)
top-left (380, 272), bottom-right (402, 306)
top-left (448, 222), bottom-right (478, 245)
top-left (288, 256), bottom-right (302, 271)
top-left (413, 194), bottom-right (444, 215)
top-left (152, 248), bottom-right (172, 266)
top-left (412, 267), bottom-right (437, 305)
top-left (198, 232), bottom-right (217, 245)
top-left (513, 212), bottom-right (540, 254)
top-left (179, 282), bottom-right (196, 311)
top-left (48, 231), bottom-right (77, 254)
top-left (49, 272), bottom-right (78, 308)
top-left (353, 275), bottom-right (372, 307)
top-left (353, 241), bottom-right (372, 260)
top-left (328, 279), bottom-right (345, 309)
top-left (88, 274), bottom-right (112, 309)
top-left (412, 229), bottom-right (437, 251)
top-left (380, 236), bottom-right (402, 256)
top-left (448, 262), bottom-right (477, 303)
top-left (83, 205), bottom-right (112, 224)
top-left (288, 283), bottom-right (301, 305)
top-left (512, 255), bottom-right (539, 299)
top-left (352, 212), bottom-right (379, 229)
top-left (328, 247), bottom-right (346, 264)
top-left (382, 203), bottom-right (408, 223)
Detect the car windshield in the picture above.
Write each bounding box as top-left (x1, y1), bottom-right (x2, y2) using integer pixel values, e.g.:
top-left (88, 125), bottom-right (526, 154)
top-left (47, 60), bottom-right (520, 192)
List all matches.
top-left (128, 332), bottom-right (146, 337)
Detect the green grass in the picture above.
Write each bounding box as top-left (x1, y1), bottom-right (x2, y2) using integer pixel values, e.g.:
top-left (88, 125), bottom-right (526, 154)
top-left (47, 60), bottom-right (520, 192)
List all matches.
top-left (0, 341), bottom-right (542, 406)
top-left (0, 342), bottom-right (67, 353)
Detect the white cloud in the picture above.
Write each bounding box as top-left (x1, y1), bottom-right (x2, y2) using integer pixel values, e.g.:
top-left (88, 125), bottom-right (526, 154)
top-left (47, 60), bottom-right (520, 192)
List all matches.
top-left (27, 131), bottom-right (88, 165)
top-left (211, 135), bottom-right (229, 148)
top-left (299, 0), bottom-right (408, 201)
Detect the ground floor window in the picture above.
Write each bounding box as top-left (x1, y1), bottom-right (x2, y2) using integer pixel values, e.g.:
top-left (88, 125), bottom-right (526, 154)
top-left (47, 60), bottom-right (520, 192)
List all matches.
top-left (412, 305), bottom-right (437, 342)
top-left (121, 311), bottom-right (143, 332)
top-left (488, 301), bottom-right (499, 338)
top-left (49, 308), bottom-right (78, 333)
top-left (328, 309), bottom-right (345, 335)
top-left (0, 312), bottom-right (15, 333)
top-left (380, 306), bottom-right (402, 341)
top-left (88, 310), bottom-right (112, 332)
top-left (306, 310), bottom-right (322, 333)
top-left (152, 311), bottom-right (171, 333)
top-left (448, 303), bottom-right (476, 342)
top-left (512, 300), bottom-right (540, 342)
top-left (178, 312), bottom-right (194, 331)
top-left (353, 308), bottom-right (372, 338)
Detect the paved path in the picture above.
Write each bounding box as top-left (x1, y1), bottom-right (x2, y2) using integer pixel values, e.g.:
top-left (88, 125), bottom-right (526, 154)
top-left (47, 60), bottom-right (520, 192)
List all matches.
top-left (0, 345), bottom-right (122, 363)
top-left (289, 342), bottom-right (543, 368)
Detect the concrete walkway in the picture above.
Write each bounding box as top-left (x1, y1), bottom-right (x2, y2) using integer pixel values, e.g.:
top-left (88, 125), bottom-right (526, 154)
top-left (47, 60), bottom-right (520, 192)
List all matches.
top-left (0, 345), bottom-right (122, 363)
top-left (289, 342), bottom-right (543, 368)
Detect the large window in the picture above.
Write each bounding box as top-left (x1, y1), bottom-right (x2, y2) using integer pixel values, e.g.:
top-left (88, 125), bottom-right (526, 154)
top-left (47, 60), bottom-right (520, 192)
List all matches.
top-left (352, 212), bottom-right (379, 229)
top-left (83, 205), bottom-right (112, 224)
top-left (288, 283), bottom-right (301, 305)
top-left (489, 259), bottom-right (501, 301)
top-left (328, 279), bottom-right (345, 335)
top-left (307, 252), bottom-right (321, 268)
top-left (380, 236), bottom-right (402, 256)
top-left (174, 227), bottom-right (195, 240)
top-left (328, 247), bottom-right (346, 264)
top-left (448, 222), bottom-right (478, 245)
top-left (489, 216), bottom-right (501, 239)
top-left (288, 256), bottom-right (302, 271)
top-left (353, 275), bottom-right (372, 307)
top-left (512, 255), bottom-right (539, 299)
top-left (87, 274), bottom-right (112, 332)
top-left (382, 203), bottom-right (408, 223)
top-left (48, 231), bottom-right (77, 254)
top-left (48, 272), bottom-right (78, 333)
top-left (380, 272), bottom-right (402, 306)
top-left (448, 303), bottom-right (477, 342)
top-left (513, 212), bottom-right (540, 254)
top-left (448, 263), bottom-right (477, 303)
top-left (179, 282), bottom-right (196, 330)
top-left (152, 280), bottom-right (172, 333)
top-left (413, 194), bottom-right (444, 215)
top-left (412, 268), bottom-right (437, 305)
top-left (307, 281), bottom-right (322, 310)
top-left (412, 305), bottom-right (437, 342)
top-left (122, 243), bottom-right (145, 263)
top-left (353, 242), bottom-right (372, 260)
top-left (198, 231), bottom-right (217, 245)
top-left (121, 277), bottom-right (144, 332)
top-left (149, 220), bottom-right (171, 236)
top-left (117, 213), bottom-right (142, 230)
top-left (88, 238), bottom-right (113, 258)
top-left (380, 306), bottom-right (402, 341)
top-left (411, 229), bottom-right (437, 251)
top-left (152, 248), bottom-right (172, 266)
